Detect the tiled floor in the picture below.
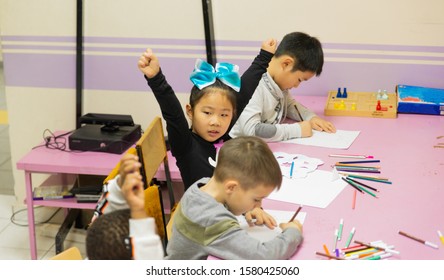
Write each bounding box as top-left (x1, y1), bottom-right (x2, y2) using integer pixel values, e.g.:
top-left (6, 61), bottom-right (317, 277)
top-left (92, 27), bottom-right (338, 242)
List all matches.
top-left (0, 194), bottom-right (88, 260)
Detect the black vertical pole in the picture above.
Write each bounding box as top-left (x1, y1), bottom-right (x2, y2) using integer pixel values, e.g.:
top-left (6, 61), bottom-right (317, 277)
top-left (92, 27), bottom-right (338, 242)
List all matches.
top-left (76, 0), bottom-right (83, 128)
top-left (201, 0), bottom-right (216, 65)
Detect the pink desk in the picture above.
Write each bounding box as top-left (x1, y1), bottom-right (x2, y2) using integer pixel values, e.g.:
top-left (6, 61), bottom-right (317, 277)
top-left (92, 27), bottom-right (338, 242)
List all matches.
top-left (16, 132), bottom-right (122, 259)
top-left (159, 95), bottom-right (444, 260)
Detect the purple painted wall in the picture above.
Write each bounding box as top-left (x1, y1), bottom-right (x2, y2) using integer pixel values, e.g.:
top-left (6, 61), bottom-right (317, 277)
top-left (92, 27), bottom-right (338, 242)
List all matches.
top-left (2, 36), bottom-right (444, 96)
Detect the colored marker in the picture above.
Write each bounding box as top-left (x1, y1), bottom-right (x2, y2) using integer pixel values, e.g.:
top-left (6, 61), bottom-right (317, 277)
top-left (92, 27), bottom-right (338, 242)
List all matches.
top-left (315, 251), bottom-right (344, 260)
top-left (354, 240), bottom-right (400, 254)
top-left (438, 230), bottom-right (444, 245)
top-left (323, 244), bottom-right (331, 256)
top-left (365, 252), bottom-right (392, 260)
top-left (338, 219), bottom-right (344, 241)
top-left (345, 227), bottom-right (356, 248)
top-left (289, 161), bottom-right (295, 178)
top-left (334, 229), bottom-right (338, 250)
top-left (398, 230), bottom-right (439, 249)
top-left (329, 154), bottom-right (374, 159)
top-left (288, 205), bottom-right (302, 222)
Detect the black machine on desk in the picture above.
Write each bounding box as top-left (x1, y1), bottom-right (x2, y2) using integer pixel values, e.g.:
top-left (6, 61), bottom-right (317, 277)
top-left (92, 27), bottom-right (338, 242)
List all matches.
top-left (68, 113), bottom-right (141, 154)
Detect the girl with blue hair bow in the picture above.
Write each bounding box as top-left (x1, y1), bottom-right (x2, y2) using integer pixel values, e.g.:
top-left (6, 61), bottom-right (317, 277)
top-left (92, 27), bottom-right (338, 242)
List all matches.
top-left (137, 40), bottom-right (278, 229)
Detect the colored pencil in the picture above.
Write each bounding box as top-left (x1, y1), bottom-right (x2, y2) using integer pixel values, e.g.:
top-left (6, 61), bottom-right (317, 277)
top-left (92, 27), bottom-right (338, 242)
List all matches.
top-left (344, 177), bottom-right (378, 198)
top-left (398, 230), bottom-right (439, 249)
top-left (315, 251), bottom-right (345, 260)
top-left (338, 172), bottom-right (389, 181)
top-left (336, 168), bottom-right (381, 174)
top-left (329, 154), bottom-right (374, 159)
top-left (346, 177), bottom-right (379, 192)
top-left (345, 174), bottom-right (392, 184)
top-left (294, 104), bottom-right (304, 121)
top-left (337, 160), bottom-right (381, 164)
top-left (351, 189), bottom-right (357, 209)
top-left (288, 205), bottom-right (302, 222)
top-left (341, 177), bottom-right (363, 194)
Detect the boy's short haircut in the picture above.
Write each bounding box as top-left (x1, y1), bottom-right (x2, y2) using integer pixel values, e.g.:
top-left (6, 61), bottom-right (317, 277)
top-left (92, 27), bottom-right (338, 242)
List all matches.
top-left (274, 31), bottom-right (324, 76)
top-left (214, 136), bottom-right (282, 190)
top-left (86, 209), bottom-right (132, 260)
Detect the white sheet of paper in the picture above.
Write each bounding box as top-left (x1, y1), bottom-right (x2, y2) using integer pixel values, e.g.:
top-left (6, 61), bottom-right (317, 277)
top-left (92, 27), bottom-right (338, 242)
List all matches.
top-left (236, 209), bottom-right (306, 242)
top-left (267, 170), bottom-right (347, 208)
top-left (282, 129), bottom-right (360, 149)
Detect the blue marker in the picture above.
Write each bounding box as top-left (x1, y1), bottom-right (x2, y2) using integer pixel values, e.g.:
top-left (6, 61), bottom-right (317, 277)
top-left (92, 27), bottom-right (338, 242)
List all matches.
top-left (290, 161), bottom-right (295, 178)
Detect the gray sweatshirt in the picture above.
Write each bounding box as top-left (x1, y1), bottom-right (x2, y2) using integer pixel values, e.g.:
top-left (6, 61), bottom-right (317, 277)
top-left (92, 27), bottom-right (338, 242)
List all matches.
top-left (165, 178), bottom-right (303, 260)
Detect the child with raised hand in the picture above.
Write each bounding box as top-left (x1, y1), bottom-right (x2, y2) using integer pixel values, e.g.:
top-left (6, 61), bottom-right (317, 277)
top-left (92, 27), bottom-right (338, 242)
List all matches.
top-left (229, 32), bottom-right (336, 141)
top-left (137, 40), bottom-right (278, 229)
top-left (166, 136), bottom-right (303, 260)
top-left (88, 168), bottom-right (164, 260)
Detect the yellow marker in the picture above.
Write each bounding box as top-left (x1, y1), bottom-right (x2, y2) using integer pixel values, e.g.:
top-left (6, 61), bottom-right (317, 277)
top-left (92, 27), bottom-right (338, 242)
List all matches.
top-left (438, 230), bottom-right (444, 245)
top-left (351, 103), bottom-right (356, 111)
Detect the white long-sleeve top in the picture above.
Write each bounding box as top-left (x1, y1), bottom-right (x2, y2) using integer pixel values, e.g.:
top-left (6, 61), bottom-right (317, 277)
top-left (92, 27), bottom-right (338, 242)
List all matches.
top-left (229, 72), bottom-right (316, 142)
top-left (93, 176), bottom-right (164, 260)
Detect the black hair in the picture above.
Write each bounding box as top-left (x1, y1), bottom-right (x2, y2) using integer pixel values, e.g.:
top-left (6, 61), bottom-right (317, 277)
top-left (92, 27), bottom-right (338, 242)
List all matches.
top-left (86, 209), bottom-right (132, 260)
top-left (275, 32), bottom-right (324, 76)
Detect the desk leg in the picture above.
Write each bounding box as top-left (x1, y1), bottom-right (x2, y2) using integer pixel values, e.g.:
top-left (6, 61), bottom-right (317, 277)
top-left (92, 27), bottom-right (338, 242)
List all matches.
top-left (24, 171), bottom-right (37, 260)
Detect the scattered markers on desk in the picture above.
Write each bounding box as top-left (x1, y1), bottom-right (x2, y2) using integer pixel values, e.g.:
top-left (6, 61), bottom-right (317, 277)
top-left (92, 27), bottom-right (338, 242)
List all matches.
top-left (398, 230), bottom-right (439, 249)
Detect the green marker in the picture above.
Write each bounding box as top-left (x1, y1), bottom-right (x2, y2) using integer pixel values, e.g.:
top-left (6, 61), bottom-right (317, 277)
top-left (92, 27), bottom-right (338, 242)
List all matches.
top-left (338, 219), bottom-right (344, 241)
top-left (345, 227), bottom-right (356, 248)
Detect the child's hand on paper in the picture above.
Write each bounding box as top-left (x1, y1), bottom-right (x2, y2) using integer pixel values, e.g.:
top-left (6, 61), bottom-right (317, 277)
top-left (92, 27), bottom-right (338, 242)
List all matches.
top-left (280, 220), bottom-right (303, 233)
top-left (245, 207), bottom-right (277, 229)
top-left (309, 116), bottom-right (336, 133)
top-left (299, 121), bottom-right (313, 137)
top-left (117, 153), bottom-right (142, 188)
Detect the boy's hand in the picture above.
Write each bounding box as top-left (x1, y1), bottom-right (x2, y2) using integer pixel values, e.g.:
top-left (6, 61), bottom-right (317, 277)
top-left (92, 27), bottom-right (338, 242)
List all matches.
top-left (117, 153), bottom-right (142, 188)
top-left (261, 38), bottom-right (277, 54)
top-left (138, 48), bottom-right (160, 78)
top-left (280, 220), bottom-right (303, 233)
top-left (121, 172), bottom-right (147, 219)
top-left (309, 116), bottom-right (336, 133)
top-left (244, 207), bottom-right (277, 229)
top-left (299, 121), bottom-right (313, 138)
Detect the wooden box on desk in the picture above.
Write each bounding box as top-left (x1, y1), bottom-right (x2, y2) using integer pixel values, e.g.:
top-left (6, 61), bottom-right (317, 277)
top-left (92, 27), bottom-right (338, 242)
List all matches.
top-left (324, 90), bottom-right (398, 118)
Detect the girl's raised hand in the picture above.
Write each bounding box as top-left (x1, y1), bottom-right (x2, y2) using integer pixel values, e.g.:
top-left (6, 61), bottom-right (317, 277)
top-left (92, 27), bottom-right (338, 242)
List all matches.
top-left (138, 48), bottom-right (160, 78)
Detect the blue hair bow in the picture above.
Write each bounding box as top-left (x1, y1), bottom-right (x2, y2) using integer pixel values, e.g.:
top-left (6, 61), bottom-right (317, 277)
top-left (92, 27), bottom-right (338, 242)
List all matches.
top-left (190, 59), bottom-right (241, 92)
